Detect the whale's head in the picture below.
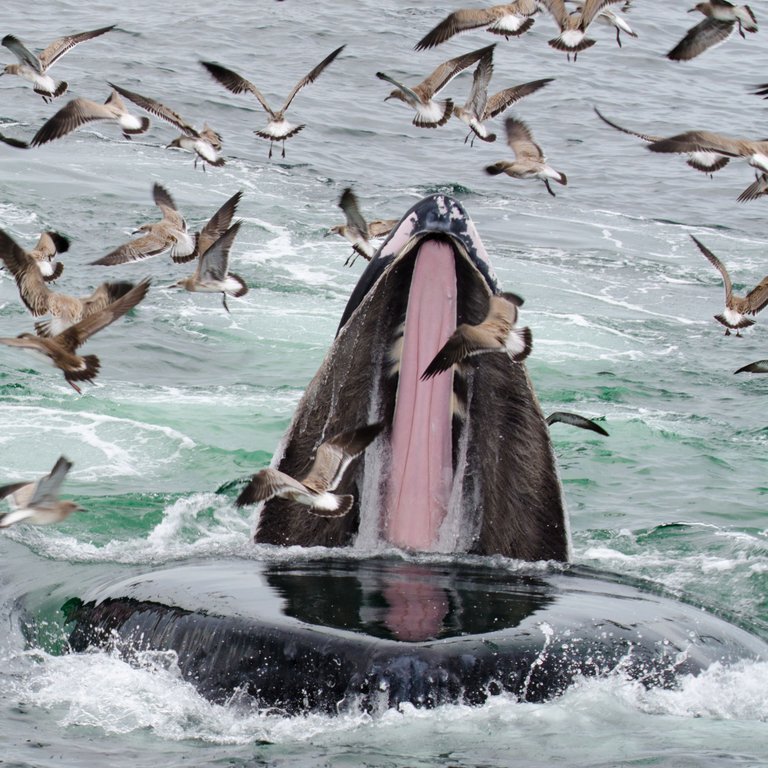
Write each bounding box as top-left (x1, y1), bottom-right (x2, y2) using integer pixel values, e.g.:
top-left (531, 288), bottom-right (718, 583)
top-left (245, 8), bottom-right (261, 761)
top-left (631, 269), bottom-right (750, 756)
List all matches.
top-left (254, 194), bottom-right (568, 561)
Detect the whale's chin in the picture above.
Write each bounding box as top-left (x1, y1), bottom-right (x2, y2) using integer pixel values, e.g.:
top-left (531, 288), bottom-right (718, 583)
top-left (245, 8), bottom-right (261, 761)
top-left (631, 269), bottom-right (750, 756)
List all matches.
top-left (254, 194), bottom-right (568, 561)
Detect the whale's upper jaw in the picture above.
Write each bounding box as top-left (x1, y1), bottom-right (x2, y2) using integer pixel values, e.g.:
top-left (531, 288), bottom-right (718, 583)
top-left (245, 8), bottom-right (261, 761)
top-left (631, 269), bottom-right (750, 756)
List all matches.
top-left (255, 194), bottom-right (567, 562)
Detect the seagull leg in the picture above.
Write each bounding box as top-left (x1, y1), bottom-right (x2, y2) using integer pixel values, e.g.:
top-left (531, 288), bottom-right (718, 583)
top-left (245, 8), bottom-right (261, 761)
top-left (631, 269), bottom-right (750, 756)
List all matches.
top-left (67, 379), bottom-right (83, 395)
top-left (222, 294), bottom-right (230, 313)
top-left (281, 141), bottom-right (286, 158)
top-left (616, 29), bottom-right (622, 47)
top-left (544, 179), bottom-right (556, 197)
top-left (268, 142), bottom-right (273, 159)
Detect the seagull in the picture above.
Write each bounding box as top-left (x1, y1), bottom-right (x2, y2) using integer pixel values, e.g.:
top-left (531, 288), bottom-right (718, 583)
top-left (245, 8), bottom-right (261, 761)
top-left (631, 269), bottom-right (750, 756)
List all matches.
top-left (538, 0), bottom-right (626, 59)
top-left (485, 116), bottom-right (567, 196)
top-left (30, 90), bottom-right (150, 146)
top-left (453, 46), bottom-right (553, 144)
top-left (0, 25), bottom-right (115, 101)
top-left (0, 456), bottom-right (81, 528)
top-left (188, 190), bottom-right (243, 264)
top-left (421, 292), bottom-right (532, 379)
top-left (26, 230), bottom-right (70, 282)
top-left (414, 1), bottom-right (542, 50)
top-left (546, 411), bottom-right (609, 435)
top-left (107, 82), bottom-right (224, 168)
top-left (691, 235), bottom-right (768, 336)
top-left (667, 1), bottom-right (757, 61)
top-left (91, 183), bottom-right (195, 266)
top-left (169, 221), bottom-right (248, 312)
top-left (377, 44), bottom-right (495, 128)
top-left (0, 228), bottom-right (135, 337)
top-left (326, 188), bottom-right (397, 265)
top-left (0, 278), bottom-right (151, 393)
top-left (734, 359), bottom-right (768, 374)
top-left (594, 107), bottom-right (731, 175)
top-left (235, 422), bottom-right (384, 516)
top-left (200, 45), bottom-right (345, 159)
top-left (646, 130), bottom-right (768, 176)
top-left (567, 1), bottom-right (638, 46)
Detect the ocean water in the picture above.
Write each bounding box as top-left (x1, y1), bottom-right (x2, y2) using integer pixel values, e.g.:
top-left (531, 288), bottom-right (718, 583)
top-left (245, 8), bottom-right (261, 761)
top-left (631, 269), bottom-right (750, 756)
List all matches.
top-left (1, 1), bottom-right (767, 765)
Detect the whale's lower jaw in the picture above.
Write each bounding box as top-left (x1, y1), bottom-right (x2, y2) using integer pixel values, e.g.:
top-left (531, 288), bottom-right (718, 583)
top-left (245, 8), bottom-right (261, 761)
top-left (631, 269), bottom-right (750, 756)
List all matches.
top-left (63, 559), bottom-right (768, 715)
top-left (253, 205), bottom-right (567, 560)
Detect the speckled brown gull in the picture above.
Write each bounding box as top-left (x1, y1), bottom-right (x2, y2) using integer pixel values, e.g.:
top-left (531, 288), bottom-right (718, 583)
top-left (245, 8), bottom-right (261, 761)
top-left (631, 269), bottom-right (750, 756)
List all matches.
top-left (1, 25), bottom-right (114, 101)
top-left (691, 235), bottom-right (768, 336)
top-left (539, 0), bottom-right (625, 59)
top-left (31, 90), bottom-right (149, 146)
top-left (421, 293), bottom-right (531, 379)
top-left (0, 278), bottom-right (150, 394)
top-left (235, 423), bottom-right (384, 517)
top-left (0, 456), bottom-right (81, 528)
top-left (454, 45), bottom-right (553, 144)
top-left (485, 116), bottom-right (567, 196)
top-left (0, 228), bottom-right (134, 337)
top-left (170, 221), bottom-right (248, 313)
top-left (414, 1), bottom-right (541, 50)
top-left (377, 44), bottom-right (495, 128)
top-left (108, 83), bottom-right (223, 168)
top-left (667, 1), bottom-right (757, 61)
top-left (28, 230), bottom-right (69, 282)
top-left (594, 107), bottom-right (731, 175)
top-left (92, 183), bottom-right (195, 266)
top-left (326, 188), bottom-right (397, 265)
top-left (200, 46), bottom-right (345, 159)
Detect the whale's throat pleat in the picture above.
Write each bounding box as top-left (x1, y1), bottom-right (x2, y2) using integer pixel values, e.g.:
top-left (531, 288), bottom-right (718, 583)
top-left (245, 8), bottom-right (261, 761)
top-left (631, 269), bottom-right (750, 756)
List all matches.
top-left (384, 239), bottom-right (457, 550)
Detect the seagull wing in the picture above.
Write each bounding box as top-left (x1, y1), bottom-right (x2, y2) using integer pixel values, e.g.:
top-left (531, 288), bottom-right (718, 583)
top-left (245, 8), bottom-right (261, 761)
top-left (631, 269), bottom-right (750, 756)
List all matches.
top-left (690, 236), bottom-right (733, 302)
top-left (546, 411), bottom-right (609, 436)
top-left (302, 423), bottom-right (383, 493)
top-left (194, 190), bottom-right (243, 259)
top-left (235, 467), bottom-right (309, 507)
top-left (55, 278), bottom-right (150, 350)
top-left (280, 45), bottom-right (345, 113)
top-left (462, 47), bottom-right (493, 116)
top-left (418, 44), bottom-right (496, 98)
top-left (31, 98), bottom-right (114, 146)
top-left (38, 25), bottom-right (115, 70)
top-left (376, 72), bottom-right (421, 106)
top-left (415, 7), bottom-right (509, 50)
top-left (504, 117), bottom-right (545, 161)
top-left (28, 456), bottom-right (72, 507)
top-left (667, 18), bottom-right (734, 61)
top-left (0, 229), bottom-right (51, 316)
top-left (421, 324), bottom-right (496, 379)
top-left (483, 78), bottom-right (554, 119)
top-left (200, 61), bottom-right (275, 117)
top-left (91, 231), bottom-right (170, 265)
top-left (734, 359), bottom-right (768, 374)
top-left (196, 221), bottom-right (241, 282)
top-left (593, 107), bottom-right (663, 143)
top-left (744, 278), bottom-right (768, 315)
top-left (108, 83), bottom-right (198, 136)
top-left (338, 188), bottom-right (370, 241)
top-left (1, 34), bottom-right (43, 71)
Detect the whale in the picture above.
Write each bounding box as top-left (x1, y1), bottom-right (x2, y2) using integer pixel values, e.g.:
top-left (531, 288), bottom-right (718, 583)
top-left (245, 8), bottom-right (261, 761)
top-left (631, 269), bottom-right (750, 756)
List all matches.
top-left (56, 194), bottom-right (768, 714)
top-left (253, 193), bottom-right (568, 560)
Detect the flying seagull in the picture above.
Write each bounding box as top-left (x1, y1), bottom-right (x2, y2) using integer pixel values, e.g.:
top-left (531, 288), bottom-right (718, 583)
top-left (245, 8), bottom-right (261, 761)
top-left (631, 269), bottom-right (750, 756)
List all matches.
top-left (169, 220), bottom-right (248, 312)
top-left (235, 422), bottom-right (384, 516)
top-left (108, 82), bottom-right (224, 168)
top-left (667, 1), bottom-right (757, 61)
top-left (691, 235), bottom-right (768, 336)
top-left (485, 116), bottom-right (567, 196)
top-left (538, 0), bottom-right (626, 59)
top-left (377, 44), bottom-right (495, 128)
top-left (0, 228), bottom-right (135, 337)
top-left (414, 1), bottom-right (542, 50)
top-left (188, 190), bottom-right (244, 263)
top-left (0, 278), bottom-right (151, 393)
top-left (453, 46), bottom-right (553, 145)
top-left (594, 107), bottom-right (732, 175)
top-left (92, 183), bottom-right (195, 266)
top-left (30, 90), bottom-right (150, 146)
top-left (1, 25), bottom-right (115, 101)
top-left (326, 187), bottom-right (397, 265)
top-left (421, 292), bottom-right (531, 379)
top-left (200, 46), bottom-right (345, 159)
top-left (0, 456), bottom-right (81, 528)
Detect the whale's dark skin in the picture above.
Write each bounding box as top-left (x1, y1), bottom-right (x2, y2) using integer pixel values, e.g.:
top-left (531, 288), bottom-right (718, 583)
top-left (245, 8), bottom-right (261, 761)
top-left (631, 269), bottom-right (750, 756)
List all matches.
top-left (254, 194), bottom-right (568, 560)
top-left (63, 557), bottom-right (768, 715)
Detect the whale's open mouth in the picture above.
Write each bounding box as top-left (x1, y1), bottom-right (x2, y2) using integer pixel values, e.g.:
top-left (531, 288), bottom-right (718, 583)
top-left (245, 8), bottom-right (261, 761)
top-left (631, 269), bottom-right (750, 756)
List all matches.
top-left (255, 194), bottom-right (567, 561)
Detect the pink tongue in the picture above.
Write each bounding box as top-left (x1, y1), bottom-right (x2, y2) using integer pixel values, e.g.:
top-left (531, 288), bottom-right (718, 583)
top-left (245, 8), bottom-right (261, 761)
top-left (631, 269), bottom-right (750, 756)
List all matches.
top-left (384, 240), bottom-right (457, 551)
